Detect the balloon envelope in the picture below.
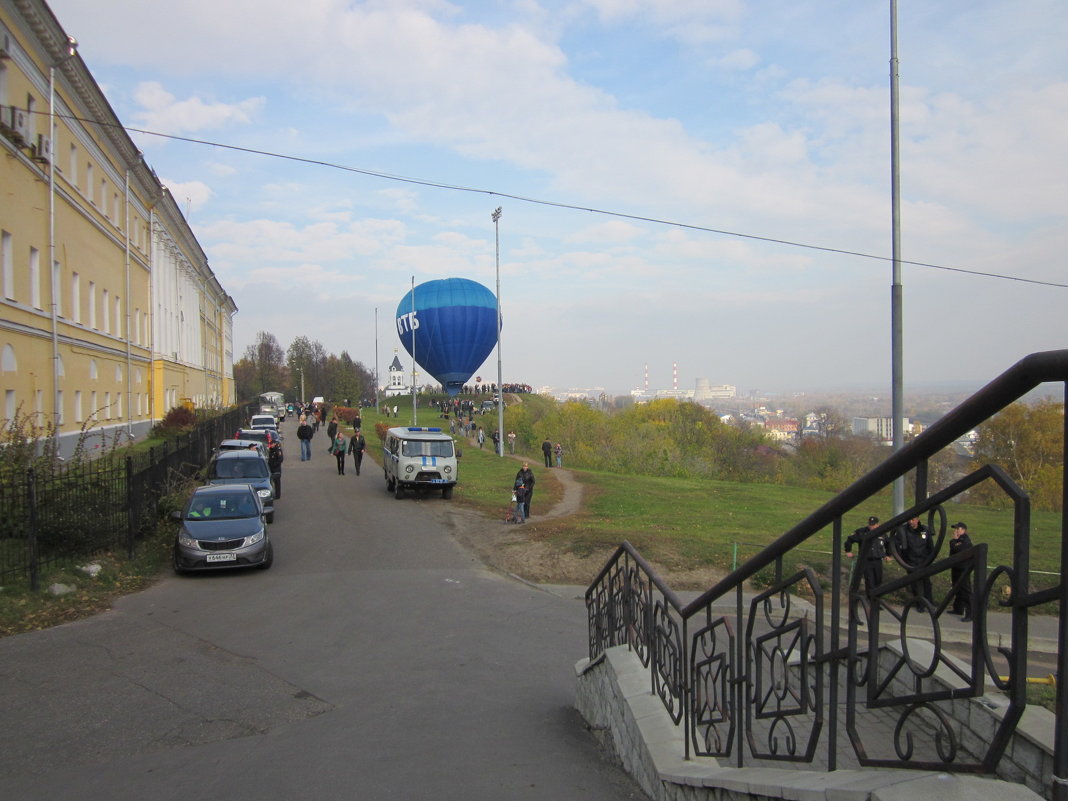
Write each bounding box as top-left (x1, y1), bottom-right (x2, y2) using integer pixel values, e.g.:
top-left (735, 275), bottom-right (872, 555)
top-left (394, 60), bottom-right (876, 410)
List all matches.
top-left (396, 278), bottom-right (499, 396)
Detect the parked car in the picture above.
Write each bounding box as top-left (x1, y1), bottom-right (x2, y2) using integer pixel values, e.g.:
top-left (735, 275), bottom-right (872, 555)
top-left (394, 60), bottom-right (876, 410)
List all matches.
top-left (231, 428), bottom-right (284, 500)
top-left (249, 414), bottom-right (279, 431)
top-left (171, 484), bottom-right (273, 573)
top-left (382, 425), bottom-right (459, 499)
top-left (216, 438), bottom-right (268, 459)
top-left (203, 449), bottom-right (276, 523)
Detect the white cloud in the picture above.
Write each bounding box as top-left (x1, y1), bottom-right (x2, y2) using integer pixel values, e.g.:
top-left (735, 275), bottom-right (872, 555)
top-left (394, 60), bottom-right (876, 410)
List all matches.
top-left (132, 81), bottom-right (264, 135)
top-left (159, 178), bottom-right (213, 212)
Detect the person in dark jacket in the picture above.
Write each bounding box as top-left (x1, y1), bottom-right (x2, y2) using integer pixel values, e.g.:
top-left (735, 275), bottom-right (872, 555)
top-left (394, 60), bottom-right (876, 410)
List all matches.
top-left (268, 441), bottom-right (284, 498)
top-left (515, 462), bottom-right (535, 518)
top-left (327, 417), bottom-right (339, 453)
top-left (347, 429), bottom-right (367, 476)
top-left (542, 437), bottom-right (553, 468)
top-left (896, 516), bottom-right (935, 604)
top-left (297, 418), bottom-right (314, 461)
top-left (844, 515), bottom-right (887, 598)
top-left (949, 522), bottom-right (974, 621)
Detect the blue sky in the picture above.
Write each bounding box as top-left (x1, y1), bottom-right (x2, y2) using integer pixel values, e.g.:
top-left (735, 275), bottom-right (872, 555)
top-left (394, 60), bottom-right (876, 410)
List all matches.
top-left (46, 0), bottom-right (1067, 397)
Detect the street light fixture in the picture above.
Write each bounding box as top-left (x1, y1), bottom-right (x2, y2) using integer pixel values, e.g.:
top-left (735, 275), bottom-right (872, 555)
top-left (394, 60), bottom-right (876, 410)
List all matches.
top-left (492, 207), bottom-right (503, 456)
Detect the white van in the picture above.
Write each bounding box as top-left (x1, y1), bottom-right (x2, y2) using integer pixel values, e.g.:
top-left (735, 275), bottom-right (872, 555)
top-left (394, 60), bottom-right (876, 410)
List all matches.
top-left (382, 426), bottom-right (460, 499)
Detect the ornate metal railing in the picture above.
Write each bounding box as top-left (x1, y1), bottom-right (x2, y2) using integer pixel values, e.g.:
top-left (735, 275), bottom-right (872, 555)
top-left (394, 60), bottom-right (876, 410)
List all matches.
top-left (586, 349), bottom-right (1068, 798)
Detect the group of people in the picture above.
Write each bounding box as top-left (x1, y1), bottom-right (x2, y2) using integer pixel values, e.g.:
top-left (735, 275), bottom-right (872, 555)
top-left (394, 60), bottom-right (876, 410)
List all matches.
top-left (844, 515), bottom-right (975, 621)
top-left (296, 414), bottom-right (366, 476)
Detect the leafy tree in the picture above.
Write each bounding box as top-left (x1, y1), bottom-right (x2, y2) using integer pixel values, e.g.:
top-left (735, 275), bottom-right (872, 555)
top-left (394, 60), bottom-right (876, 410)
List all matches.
top-left (243, 331), bottom-right (286, 395)
top-left (973, 400), bottom-right (1064, 511)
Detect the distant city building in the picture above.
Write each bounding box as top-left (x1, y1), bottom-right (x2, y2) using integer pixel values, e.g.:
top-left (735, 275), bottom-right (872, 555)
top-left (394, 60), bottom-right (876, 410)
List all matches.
top-left (852, 416), bottom-right (912, 444)
top-left (630, 378), bottom-right (735, 403)
top-left (763, 417), bottom-right (800, 442)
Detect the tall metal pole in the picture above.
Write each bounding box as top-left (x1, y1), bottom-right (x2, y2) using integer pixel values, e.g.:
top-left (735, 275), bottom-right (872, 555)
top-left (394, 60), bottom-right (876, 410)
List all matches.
top-left (48, 37), bottom-right (78, 432)
top-left (890, 0), bottom-right (905, 515)
top-left (410, 276), bottom-right (417, 426)
top-left (374, 306), bottom-right (380, 415)
top-left (492, 207), bottom-right (503, 456)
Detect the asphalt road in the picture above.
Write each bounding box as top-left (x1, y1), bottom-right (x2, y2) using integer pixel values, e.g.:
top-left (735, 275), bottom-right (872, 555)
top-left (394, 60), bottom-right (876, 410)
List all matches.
top-left (0, 420), bottom-right (646, 801)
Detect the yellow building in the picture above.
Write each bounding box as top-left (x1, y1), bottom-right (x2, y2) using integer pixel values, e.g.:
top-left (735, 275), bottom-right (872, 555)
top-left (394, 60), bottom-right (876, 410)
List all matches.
top-left (0, 0), bottom-right (236, 454)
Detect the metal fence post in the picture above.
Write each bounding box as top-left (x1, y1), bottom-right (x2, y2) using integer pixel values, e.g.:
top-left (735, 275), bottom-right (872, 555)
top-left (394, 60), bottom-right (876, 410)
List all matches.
top-left (125, 455), bottom-right (135, 559)
top-left (27, 468), bottom-right (39, 592)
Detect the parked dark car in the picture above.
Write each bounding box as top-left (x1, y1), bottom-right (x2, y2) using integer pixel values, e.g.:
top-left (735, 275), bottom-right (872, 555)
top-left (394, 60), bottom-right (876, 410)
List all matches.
top-left (231, 428), bottom-right (283, 499)
top-left (172, 484), bottom-right (273, 573)
top-left (204, 449), bottom-right (276, 523)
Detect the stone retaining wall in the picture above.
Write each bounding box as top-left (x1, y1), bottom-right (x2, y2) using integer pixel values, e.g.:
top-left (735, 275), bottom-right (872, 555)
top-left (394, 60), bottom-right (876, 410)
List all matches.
top-left (575, 645), bottom-right (1045, 801)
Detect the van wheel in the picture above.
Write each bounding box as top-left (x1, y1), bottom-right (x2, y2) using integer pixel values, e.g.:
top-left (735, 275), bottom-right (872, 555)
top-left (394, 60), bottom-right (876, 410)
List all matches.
top-left (442, 486), bottom-right (453, 499)
top-left (394, 480), bottom-right (404, 499)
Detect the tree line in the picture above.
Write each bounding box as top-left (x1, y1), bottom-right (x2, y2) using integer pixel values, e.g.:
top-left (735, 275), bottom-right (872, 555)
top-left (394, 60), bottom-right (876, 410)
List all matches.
top-left (233, 332), bottom-right (376, 408)
top-left (509, 396), bottom-right (1063, 512)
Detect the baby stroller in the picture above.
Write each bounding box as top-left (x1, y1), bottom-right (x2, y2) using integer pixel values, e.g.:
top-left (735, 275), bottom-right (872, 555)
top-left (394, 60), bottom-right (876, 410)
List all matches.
top-left (504, 482), bottom-right (526, 524)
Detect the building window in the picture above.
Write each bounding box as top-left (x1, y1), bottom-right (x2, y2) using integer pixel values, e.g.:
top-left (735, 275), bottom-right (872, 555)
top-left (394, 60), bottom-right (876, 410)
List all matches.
top-left (29, 247), bottom-right (41, 308)
top-left (102, 289), bottom-right (109, 333)
top-left (75, 390), bottom-right (82, 423)
top-left (68, 143), bottom-right (77, 185)
top-left (91, 390), bottom-right (97, 418)
top-left (104, 392), bottom-right (111, 419)
top-left (1, 230), bottom-right (11, 299)
top-left (86, 162), bottom-right (94, 201)
top-left (71, 272), bottom-right (80, 323)
top-left (134, 309), bottom-right (141, 344)
top-left (114, 296), bottom-right (122, 337)
top-left (56, 389), bottom-right (63, 425)
top-left (88, 281), bottom-right (96, 328)
top-left (5, 389), bottom-right (14, 423)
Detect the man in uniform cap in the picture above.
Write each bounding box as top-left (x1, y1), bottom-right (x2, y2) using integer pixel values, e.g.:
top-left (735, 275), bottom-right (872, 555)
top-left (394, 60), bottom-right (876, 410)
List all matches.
top-left (949, 522), bottom-right (974, 621)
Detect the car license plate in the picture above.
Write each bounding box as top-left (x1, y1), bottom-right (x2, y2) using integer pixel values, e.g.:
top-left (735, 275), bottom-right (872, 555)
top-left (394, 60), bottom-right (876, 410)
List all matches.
top-left (206, 553), bottom-right (238, 563)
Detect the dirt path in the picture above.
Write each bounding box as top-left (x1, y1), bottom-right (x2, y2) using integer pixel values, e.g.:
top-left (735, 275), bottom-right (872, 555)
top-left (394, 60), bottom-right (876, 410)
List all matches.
top-left (434, 457), bottom-right (604, 586)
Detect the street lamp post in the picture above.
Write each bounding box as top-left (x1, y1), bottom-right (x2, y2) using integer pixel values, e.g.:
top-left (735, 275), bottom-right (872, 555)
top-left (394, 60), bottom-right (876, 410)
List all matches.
top-left (296, 366), bottom-right (304, 405)
top-left (492, 207), bottom-right (503, 456)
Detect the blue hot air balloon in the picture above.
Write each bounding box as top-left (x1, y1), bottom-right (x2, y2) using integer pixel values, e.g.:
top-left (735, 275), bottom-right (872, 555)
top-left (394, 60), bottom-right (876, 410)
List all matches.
top-left (396, 278), bottom-right (499, 396)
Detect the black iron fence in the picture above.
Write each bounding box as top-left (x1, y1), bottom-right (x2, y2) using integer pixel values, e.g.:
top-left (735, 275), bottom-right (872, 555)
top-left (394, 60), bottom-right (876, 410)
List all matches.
top-left (586, 349), bottom-right (1068, 798)
top-left (0, 404), bottom-right (252, 588)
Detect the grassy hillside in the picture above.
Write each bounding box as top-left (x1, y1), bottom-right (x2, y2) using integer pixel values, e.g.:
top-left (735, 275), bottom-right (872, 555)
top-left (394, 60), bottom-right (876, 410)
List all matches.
top-left (361, 396), bottom-right (1062, 594)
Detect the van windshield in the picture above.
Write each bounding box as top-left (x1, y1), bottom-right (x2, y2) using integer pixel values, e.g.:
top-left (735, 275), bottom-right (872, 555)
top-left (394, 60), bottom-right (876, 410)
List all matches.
top-left (401, 439), bottom-right (454, 458)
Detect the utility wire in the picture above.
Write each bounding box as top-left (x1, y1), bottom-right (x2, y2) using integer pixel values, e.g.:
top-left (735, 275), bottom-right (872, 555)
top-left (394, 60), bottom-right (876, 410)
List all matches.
top-left (69, 113), bottom-right (1068, 290)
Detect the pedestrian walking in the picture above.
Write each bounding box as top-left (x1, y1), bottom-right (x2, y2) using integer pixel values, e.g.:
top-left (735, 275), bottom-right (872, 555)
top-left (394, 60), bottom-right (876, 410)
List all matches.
top-left (554, 442), bottom-right (563, 467)
top-left (327, 416), bottom-right (339, 453)
top-left (348, 429), bottom-right (367, 476)
top-left (297, 417), bottom-right (314, 461)
top-left (507, 430), bottom-right (516, 454)
top-left (331, 431), bottom-right (348, 475)
top-left (542, 437), bottom-right (553, 467)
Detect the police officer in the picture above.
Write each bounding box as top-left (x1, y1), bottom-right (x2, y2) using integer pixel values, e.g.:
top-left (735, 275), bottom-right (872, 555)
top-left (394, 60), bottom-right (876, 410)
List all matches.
top-left (896, 516), bottom-right (935, 604)
top-left (844, 516), bottom-right (888, 597)
top-left (949, 522), bottom-right (974, 621)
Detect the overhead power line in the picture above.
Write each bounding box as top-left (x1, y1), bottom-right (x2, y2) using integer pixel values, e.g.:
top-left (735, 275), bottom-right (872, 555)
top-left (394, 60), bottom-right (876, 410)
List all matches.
top-left (70, 113), bottom-right (1068, 290)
